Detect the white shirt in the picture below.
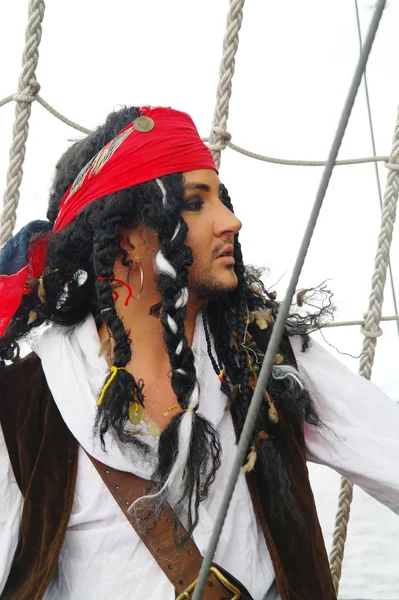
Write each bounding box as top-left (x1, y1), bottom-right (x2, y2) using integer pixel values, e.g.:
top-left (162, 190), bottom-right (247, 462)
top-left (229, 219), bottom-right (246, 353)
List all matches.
top-left (0, 315), bottom-right (398, 600)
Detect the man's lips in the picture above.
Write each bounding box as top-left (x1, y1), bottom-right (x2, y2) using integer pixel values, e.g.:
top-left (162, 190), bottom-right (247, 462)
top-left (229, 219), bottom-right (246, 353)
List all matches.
top-left (215, 244), bottom-right (235, 264)
top-left (215, 244), bottom-right (234, 259)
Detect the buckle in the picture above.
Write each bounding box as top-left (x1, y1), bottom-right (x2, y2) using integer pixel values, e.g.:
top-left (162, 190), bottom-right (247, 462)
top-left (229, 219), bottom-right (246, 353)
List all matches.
top-left (176, 566), bottom-right (241, 599)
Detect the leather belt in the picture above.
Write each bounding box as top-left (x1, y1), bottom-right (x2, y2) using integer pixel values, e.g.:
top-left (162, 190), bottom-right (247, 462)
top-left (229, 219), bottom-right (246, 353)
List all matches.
top-left (87, 452), bottom-right (253, 600)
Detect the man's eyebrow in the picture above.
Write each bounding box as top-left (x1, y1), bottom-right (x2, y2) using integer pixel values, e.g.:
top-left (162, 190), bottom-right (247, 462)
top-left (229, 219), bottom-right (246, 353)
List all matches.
top-left (183, 183), bottom-right (211, 192)
top-left (183, 183), bottom-right (223, 192)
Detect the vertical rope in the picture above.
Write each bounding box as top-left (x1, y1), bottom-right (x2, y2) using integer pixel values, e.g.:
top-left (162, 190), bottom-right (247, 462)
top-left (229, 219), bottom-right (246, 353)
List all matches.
top-left (329, 106), bottom-right (399, 594)
top-left (354, 0), bottom-right (399, 342)
top-left (208, 0), bottom-right (245, 169)
top-left (0, 0), bottom-right (46, 246)
top-left (329, 478), bottom-right (354, 592)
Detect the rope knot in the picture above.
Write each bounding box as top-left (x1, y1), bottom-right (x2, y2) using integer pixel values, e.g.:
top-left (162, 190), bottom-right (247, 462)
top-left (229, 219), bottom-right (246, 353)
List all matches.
top-left (12, 80), bottom-right (41, 105)
top-left (360, 312), bottom-right (383, 338)
top-left (29, 78), bottom-right (41, 94)
top-left (384, 160), bottom-right (399, 172)
top-left (360, 325), bottom-right (382, 339)
top-left (12, 93), bottom-right (36, 104)
top-left (209, 126), bottom-right (232, 151)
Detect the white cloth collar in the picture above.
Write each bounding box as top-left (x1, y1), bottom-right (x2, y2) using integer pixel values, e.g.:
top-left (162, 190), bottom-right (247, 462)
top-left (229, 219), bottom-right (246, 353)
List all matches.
top-left (31, 312), bottom-right (226, 479)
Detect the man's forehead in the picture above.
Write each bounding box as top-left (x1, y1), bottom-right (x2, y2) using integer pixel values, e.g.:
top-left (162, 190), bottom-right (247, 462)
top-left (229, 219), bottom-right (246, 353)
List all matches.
top-left (183, 169), bottom-right (221, 186)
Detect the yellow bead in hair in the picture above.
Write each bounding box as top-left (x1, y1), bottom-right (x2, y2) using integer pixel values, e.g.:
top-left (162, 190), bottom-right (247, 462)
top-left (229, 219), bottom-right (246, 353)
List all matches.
top-left (97, 366), bottom-right (129, 406)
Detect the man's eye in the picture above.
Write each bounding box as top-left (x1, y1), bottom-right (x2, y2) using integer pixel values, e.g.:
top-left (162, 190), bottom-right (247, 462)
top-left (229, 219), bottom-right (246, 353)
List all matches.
top-left (183, 198), bottom-right (204, 212)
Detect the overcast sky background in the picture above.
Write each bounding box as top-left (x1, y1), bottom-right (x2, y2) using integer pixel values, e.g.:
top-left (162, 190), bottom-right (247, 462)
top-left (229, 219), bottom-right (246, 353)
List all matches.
top-left (1, 1), bottom-right (399, 597)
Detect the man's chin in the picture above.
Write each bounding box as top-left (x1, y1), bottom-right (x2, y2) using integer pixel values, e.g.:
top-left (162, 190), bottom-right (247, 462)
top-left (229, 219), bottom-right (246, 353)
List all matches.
top-left (191, 278), bottom-right (238, 301)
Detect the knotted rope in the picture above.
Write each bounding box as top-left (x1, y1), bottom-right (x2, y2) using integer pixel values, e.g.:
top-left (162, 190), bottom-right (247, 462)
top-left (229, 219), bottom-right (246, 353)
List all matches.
top-left (329, 105), bottom-right (399, 594)
top-left (0, 0), bottom-right (45, 246)
top-left (208, 0), bottom-right (245, 169)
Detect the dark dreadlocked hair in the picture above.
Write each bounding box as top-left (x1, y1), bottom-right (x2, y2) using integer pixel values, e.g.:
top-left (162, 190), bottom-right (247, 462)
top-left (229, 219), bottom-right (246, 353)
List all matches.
top-left (0, 105), bottom-right (332, 541)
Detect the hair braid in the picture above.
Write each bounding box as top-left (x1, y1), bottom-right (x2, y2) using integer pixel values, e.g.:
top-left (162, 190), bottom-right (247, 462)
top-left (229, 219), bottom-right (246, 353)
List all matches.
top-left (92, 215), bottom-right (146, 451)
top-left (138, 178), bottom-right (221, 541)
top-left (209, 185), bottom-right (256, 433)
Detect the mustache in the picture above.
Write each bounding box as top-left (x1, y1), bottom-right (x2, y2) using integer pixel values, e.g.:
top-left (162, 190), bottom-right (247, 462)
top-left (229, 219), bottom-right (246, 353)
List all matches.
top-left (212, 240), bottom-right (234, 259)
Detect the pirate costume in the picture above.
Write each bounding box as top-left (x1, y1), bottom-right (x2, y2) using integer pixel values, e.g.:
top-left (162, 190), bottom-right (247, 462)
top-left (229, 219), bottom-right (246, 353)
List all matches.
top-left (0, 106), bottom-right (398, 600)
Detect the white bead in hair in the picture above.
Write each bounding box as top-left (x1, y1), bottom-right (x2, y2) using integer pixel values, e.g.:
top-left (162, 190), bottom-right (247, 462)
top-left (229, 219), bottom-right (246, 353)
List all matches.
top-left (155, 178), bottom-right (168, 208)
top-left (156, 251), bottom-right (177, 278)
top-left (174, 287), bottom-right (188, 309)
top-left (171, 223), bottom-right (181, 242)
top-left (167, 314), bottom-right (178, 334)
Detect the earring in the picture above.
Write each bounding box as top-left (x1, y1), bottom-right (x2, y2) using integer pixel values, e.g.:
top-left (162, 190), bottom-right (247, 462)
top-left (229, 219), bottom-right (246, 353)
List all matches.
top-left (128, 261), bottom-right (144, 300)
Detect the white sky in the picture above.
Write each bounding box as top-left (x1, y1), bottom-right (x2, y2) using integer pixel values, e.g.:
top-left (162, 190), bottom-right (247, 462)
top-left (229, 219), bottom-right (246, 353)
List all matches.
top-left (1, 1), bottom-right (399, 596)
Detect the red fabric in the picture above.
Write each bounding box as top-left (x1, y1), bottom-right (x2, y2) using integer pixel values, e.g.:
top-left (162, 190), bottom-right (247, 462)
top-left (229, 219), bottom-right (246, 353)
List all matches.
top-left (0, 266), bottom-right (29, 336)
top-left (0, 235), bottom-right (48, 337)
top-left (28, 235), bottom-right (48, 281)
top-left (54, 107), bottom-right (217, 231)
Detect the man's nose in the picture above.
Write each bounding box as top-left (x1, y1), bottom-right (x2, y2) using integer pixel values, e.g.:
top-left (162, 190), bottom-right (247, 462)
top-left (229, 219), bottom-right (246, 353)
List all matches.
top-left (214, 204), bottom-right (242, 238)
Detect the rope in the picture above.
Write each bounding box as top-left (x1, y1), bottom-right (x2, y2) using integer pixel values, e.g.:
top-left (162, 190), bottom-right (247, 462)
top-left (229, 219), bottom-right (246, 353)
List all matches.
top-left (201, 135), bottom-right (389, 166)
top-left (208, 0), bottom-right (246, 169)
top-left (0, 95), bottom-right (19, 108)
top-left (192, 3), bottom-right (387, 598)
top-left (329, 98), bottom-right (399, 597)
top-left (329, 478), bottom-right (355, 591)
top-left (2, 83), bottom-right (392, 167)
top-left (0, 0), bottom-right (46, 244)
top-left (353, 0), bottom-right (399, 342)
top-left (0, 0), bottom-right (45, 246)
top-left (359, 106), bottom-right (399, 371)
top-left (0, 91), bottom-right (92, 135)
top-left (1, 83), bottom-right (393, 168)
top-left (1, 87), bottom-right (391, 168)
top-left (225, 139), bottom-right (389, 166)
top-left (34, 95), bottom-right (92, 134)
top-left (323, 314), bottom-right (399, 328)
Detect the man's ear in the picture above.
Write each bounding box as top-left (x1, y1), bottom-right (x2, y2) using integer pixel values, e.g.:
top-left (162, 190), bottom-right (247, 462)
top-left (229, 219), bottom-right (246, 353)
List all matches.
top-left (119, 226), bottom-right (142, 262)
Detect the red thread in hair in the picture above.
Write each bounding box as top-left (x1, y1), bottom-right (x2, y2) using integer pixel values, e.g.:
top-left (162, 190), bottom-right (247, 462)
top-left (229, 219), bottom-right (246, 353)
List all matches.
top-left (98, 277), bottom-right (133, 307)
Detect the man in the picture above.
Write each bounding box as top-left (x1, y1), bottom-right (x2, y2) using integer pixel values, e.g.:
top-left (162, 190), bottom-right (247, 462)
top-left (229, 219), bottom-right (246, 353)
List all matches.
top-left (0, 105), bottom-right (398, 600)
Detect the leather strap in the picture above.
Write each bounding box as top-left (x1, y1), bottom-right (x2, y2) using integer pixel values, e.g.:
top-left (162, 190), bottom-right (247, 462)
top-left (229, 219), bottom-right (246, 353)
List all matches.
top-left (86, 452), bottom-right (253, 600)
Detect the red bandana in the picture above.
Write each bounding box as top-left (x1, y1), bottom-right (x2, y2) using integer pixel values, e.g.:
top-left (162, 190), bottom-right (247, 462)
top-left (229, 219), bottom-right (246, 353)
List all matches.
top-left (0, 106), bottom-right (217, 337)
top-left (54, 106), bottom-right (218, 231)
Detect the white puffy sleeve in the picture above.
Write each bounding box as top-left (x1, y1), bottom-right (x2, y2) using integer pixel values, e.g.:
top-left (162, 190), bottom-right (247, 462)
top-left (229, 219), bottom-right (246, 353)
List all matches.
top-left (290, 336), bottom-right (399, 515)
top-left (0, 424), bottom-right (23, 595)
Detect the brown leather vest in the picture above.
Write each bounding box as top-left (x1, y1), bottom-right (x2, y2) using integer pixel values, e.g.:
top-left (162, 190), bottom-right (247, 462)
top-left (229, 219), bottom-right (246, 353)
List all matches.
top-left (0, 353), bottom-right (337, 600)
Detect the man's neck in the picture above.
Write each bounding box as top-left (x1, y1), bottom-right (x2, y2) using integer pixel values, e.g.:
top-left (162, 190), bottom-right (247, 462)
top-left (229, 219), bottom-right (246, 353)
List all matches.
top-left (98, 292), bottom-right (202, 371)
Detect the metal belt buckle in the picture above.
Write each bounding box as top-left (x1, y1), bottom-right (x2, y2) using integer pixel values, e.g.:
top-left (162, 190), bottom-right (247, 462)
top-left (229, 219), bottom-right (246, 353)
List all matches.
top-left (176, 565), bottom-right (241, 599)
